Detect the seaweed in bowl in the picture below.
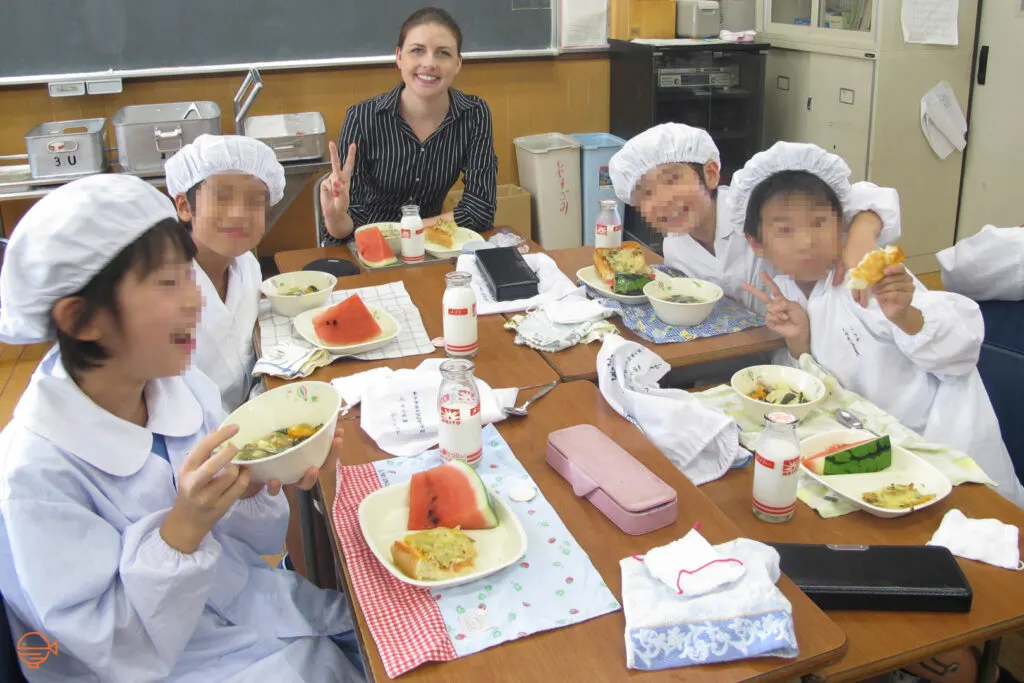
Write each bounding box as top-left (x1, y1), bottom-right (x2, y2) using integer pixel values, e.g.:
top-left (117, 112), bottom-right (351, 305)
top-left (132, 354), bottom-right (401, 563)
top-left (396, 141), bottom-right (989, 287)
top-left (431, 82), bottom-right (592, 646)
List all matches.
top-left (280, 285), bottom-right (321, 297)
top-left (660, 293), bottom-right (706, 304)
top-left (747, 381), bottom-right (809, 406)
top-left (234, 423), bottom-right (323, 461)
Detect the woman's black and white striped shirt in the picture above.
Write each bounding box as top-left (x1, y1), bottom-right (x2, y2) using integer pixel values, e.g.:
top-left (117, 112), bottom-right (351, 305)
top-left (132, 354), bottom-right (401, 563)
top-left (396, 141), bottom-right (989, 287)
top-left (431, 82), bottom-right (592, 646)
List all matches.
top-left (322, 84), bottom-right (498, 245)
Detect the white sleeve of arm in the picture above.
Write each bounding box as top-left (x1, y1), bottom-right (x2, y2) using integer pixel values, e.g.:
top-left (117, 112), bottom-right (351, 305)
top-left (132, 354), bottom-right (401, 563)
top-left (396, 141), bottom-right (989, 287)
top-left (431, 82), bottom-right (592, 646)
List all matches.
top-left (5, 499), bottom-right (220, 683)
top-left (936, 226), bottom-right (1024, 301)
top-left (846, 182), bottom-right (902, 246)
top-left (891, 291), bottom-right (984, 377)
top-left (214, 488), bottom-right (290, 557)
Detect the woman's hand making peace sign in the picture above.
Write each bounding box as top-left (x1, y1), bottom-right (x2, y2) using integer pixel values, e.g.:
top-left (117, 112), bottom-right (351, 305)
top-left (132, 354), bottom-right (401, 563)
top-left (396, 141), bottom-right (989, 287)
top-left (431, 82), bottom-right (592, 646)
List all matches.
top-left (743, 272), bottom-right (812, 360)
top-left (319, 141), bottom-right (357, 233)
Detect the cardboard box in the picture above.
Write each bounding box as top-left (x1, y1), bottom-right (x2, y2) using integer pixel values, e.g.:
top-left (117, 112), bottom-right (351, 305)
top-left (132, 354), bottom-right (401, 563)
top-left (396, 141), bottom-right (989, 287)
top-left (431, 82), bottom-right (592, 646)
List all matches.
top-left (609, 0), bottom-right (677, 40)
top-left (444, 184), bottom-right (533, 242)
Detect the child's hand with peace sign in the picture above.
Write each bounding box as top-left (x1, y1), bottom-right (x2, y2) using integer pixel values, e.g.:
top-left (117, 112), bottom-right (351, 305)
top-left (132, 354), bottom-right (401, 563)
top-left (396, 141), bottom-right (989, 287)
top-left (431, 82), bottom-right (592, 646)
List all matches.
top-left (743, 272), bottom-right (811, 360)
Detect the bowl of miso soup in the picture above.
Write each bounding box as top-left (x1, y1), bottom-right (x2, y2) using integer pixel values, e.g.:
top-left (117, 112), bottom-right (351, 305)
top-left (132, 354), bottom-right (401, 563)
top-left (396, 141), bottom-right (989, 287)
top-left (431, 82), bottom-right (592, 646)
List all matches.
top-left (221, 381), bottom-right (341, 484)
top-left (643, 277), bottom-right (722, 327)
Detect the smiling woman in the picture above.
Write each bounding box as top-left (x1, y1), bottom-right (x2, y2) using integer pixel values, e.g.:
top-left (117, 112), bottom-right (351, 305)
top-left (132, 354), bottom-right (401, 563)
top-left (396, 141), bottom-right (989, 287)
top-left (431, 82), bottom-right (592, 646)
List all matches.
top-left (320, 7), bottom-right (499, 245)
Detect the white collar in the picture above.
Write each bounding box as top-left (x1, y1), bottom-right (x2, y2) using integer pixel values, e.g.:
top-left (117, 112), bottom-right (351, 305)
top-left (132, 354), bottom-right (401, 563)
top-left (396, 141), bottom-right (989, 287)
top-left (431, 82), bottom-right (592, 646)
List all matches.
top-left (13, 348), bottom-right (204, 476)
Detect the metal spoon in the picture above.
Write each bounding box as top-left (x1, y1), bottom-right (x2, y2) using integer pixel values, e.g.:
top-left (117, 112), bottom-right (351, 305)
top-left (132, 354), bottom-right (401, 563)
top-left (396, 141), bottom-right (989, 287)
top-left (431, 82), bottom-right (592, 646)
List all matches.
top-left (834, 408), bottom-right (881, 437)
top-left (505, 381), bottom-right (558, 417)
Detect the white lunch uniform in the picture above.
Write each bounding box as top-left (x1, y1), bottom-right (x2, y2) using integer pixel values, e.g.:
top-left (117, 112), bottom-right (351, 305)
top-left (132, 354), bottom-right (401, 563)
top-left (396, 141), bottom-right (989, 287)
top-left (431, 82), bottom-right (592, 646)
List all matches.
top-left (772, 271), bottom-right (1024, 509)
top-left (663, 182), bottom-right (902, 315)
top-left (193, 251), bottom-right (261, 413)
top-left (0, 349), bottom-right (360, 683)
top-left (936, 225), bottom-right (1024, 302)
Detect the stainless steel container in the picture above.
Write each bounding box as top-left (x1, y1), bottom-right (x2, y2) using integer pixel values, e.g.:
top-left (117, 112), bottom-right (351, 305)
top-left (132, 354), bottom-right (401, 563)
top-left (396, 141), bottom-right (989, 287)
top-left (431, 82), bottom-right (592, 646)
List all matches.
top-left (243, 112), bottom-right (327, 162)
top-left (24, 118), bottom-right (108, 180)
top-left (113, 102), bottom-right (221, 174)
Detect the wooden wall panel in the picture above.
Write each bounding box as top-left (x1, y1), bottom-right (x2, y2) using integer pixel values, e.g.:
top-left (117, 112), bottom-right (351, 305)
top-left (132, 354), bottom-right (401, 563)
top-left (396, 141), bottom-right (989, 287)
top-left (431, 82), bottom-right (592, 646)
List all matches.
top-left (0, 56), bottom-right (610, 254)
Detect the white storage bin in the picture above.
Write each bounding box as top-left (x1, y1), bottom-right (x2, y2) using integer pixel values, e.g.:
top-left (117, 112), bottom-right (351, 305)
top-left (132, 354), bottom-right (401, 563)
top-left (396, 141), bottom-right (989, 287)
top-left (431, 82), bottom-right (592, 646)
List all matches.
top-left (513, 133), bottom-right (582, 249)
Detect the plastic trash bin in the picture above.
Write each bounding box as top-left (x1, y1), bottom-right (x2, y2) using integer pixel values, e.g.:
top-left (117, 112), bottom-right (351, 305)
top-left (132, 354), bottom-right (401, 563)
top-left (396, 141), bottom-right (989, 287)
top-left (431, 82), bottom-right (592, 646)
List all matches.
top-left (514, 133), bottom-right (582, 250)
top-left (570, 133), bottom-right (626, 246)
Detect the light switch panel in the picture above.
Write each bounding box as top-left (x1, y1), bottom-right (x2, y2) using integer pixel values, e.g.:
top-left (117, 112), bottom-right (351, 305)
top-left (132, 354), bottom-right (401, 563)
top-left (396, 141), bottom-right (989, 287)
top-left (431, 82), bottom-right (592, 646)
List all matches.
top-left (839, 88), bottom-right (855, 105)
top-left (777, 75), bottom-right (790, 91)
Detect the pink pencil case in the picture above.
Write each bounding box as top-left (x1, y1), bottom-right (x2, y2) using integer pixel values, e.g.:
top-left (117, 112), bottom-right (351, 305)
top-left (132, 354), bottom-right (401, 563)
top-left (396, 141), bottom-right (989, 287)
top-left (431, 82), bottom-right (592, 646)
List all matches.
top-left (546, 424), bottom-right (677, 535)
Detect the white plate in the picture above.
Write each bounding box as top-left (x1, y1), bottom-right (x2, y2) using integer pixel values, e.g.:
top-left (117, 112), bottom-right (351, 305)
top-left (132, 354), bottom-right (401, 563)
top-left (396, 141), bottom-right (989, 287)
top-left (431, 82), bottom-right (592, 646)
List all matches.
top-left (800, 429), bottom-right (952, 518)
top-left (358, 481), bottom-right (528, 589)
top-left (424, 227), bottom-right (484, 259)
top-left (576, 265), bottom-right (670, 304)
top-left (292, 301), bottom-right (401, 355)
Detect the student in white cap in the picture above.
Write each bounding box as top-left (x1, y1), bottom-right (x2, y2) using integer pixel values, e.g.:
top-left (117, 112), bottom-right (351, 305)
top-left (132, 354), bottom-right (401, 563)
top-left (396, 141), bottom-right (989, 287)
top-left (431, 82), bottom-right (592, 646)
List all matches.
top-left (936, 224), bottom-right (1024, 301)
top-left (0, 175), bottom-right (362, 682)
top-left (164, 134), bottom-right (285, 413)
top-left (731, 141), bottom-right (1024, 512)
top-left (608, 123), bottom-right (902, 313)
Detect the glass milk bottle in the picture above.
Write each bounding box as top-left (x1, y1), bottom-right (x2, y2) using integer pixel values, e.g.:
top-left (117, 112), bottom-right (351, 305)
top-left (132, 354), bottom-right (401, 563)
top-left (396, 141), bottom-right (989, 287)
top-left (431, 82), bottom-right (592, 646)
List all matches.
top-left (751, 412), bottom-right (801, 523)
top-left (400, 204), bottom-right (425, 263)
top-left (594, 199), bottom-right (623, 249)
top-left (437, 359), bottom-right (483, 467)
top-left (443, 272), bottom-right (478, 358)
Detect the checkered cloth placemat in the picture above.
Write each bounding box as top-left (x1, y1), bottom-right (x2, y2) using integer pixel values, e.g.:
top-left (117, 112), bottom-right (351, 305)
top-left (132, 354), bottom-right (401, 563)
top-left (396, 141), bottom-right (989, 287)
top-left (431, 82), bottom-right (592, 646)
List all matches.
top-left (257, 281), bottom-right (434, 363)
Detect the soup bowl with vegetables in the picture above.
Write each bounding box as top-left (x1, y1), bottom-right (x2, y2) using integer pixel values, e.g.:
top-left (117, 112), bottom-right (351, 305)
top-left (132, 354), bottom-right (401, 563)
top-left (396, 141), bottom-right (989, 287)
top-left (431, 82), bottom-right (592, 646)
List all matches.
top-left (643, 277), bottom-right (723, 327)
top-left (221, 381), bottom-right (342, 484)
top-left (730, 365), bottom-right (827, 423)
top-left (260, 271), bottom-right (337, 317)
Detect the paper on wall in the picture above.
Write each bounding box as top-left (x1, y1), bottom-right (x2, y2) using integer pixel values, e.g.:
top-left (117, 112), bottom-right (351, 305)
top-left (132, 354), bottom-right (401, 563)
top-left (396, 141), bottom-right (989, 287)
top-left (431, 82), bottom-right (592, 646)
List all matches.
top-left (920, 81), bottom-right (967, 160)
top-left (560, 0), bottom-right (608, 49)
top-left (901, 0), bottom-right (959, 45)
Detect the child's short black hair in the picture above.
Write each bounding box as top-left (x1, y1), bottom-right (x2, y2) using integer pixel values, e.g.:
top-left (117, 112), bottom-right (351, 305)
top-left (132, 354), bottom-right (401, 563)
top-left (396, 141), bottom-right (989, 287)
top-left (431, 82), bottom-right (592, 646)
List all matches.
top-left (687, 162), bottom-right (719, 200)
top-left (56, 218), bottom-right (196, 381)
top-left (743, 171), bottom-right (843, 242)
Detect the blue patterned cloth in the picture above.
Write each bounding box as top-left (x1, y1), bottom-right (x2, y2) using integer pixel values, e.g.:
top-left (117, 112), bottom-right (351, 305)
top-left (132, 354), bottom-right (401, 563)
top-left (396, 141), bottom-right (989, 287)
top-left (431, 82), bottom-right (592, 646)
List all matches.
top-left (580, 265), bottom-right (765, 344)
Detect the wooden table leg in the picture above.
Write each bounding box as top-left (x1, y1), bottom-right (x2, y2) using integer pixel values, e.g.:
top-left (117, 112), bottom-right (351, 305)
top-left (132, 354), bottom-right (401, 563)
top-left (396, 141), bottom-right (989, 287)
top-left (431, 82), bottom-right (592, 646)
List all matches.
top-left (296, 488), bottom-right (319, 587)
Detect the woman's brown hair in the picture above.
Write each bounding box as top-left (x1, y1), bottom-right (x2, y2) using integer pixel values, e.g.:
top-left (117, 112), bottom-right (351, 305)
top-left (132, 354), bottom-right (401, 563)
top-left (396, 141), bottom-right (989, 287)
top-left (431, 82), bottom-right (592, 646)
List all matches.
top-left (398, 7), bottom-right (463, 54)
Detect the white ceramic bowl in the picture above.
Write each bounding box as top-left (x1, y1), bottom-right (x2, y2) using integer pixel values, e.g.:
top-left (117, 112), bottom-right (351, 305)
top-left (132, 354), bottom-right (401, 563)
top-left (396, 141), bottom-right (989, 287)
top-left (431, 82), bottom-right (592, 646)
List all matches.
top-left (355, 222), bottom-right (402, 255)
top-left (223, 381), bottom-right (341, 484)
top-left (260, 271), bottom-right (337, 317)
top-left (730, 364), bottom-right (827, 423)
top-left (643, 277), bottom-right (723, 327)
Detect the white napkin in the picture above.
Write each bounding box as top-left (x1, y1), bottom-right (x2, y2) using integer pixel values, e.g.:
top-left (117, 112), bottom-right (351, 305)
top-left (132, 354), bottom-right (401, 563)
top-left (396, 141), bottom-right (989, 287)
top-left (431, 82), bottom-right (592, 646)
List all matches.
top-left (359, 359), bottom-right (518, 456)
top-left (330, 367), bottom-right (394, 407)
top-left (504, 289), bottom-right (618, 352)
top-left (927, 509), bottom-right (1023, 570)
top-left (622, 538), bottom-right (798, 671)
top-left (253, 344), bottom-right (331, 379)
top-left (455, 253), bottom-right (578, 315)
top-left (597, 336), bottom-right (746, 485)
top-left (644, 529), bottom-right (747, 596)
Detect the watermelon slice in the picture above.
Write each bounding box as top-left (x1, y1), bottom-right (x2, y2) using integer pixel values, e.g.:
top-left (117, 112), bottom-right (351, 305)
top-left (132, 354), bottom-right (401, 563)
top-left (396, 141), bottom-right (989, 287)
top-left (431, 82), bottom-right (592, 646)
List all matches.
top-left (804, 435), bottom-right (893, 475)
top-left (312, 295), bottom-right (382, 346)
top-left (355, 227), bottom-right (397, 268)
top-left (408, 460), bottom-right (499, 531)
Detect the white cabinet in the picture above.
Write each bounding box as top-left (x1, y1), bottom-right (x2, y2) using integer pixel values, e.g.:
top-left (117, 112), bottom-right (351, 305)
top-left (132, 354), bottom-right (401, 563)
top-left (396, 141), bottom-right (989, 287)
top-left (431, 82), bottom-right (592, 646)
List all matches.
top-left (757, 0), bottom-right (979, 273)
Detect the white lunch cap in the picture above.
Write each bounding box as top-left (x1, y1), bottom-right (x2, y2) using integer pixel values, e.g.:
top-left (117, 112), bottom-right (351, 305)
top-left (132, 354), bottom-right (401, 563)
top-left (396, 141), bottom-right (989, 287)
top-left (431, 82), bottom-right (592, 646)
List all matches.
top-left (0, 174), bottom-right (178, 345)
top-left (608, 123), bottom-right (721, 205)
top-left (164, 134), bottom-right (285, 206)
top-left (729, 141), bottom-right (852, 235)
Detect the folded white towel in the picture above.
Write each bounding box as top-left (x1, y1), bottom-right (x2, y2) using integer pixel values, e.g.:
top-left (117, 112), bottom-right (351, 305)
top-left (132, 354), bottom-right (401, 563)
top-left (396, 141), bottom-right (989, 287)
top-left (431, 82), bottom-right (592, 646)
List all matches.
top-left (358, 359), bottom-right (518, 456)
top-left (643, 529), bottom-right (746, 596)
top-left (622, 538), bottom-right (798, 671)
top-left (927, 509), bottom-right (1022, 570)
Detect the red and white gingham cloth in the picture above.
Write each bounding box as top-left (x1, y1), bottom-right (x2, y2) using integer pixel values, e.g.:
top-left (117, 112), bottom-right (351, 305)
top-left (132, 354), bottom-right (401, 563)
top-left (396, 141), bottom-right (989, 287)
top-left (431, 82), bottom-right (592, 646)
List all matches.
top-left (332, 461), bottom-right (458, 678)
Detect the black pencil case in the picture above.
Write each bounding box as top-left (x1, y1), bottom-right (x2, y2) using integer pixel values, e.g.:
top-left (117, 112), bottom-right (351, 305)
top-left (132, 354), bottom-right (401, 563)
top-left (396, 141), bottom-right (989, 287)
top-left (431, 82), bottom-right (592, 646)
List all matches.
top-left (473, 247), bottom-right (540, 301)
top-left (770, 542), bottom-right (973, 613)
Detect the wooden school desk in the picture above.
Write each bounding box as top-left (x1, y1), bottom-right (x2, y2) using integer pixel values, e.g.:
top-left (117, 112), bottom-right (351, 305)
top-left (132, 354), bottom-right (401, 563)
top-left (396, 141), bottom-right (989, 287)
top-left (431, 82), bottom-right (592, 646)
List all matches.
top-left (524, 245), bottom-right (785, 382)
top-left (701, 468), bottom-right (1024, 682)
top-left (262, 256), bottom-right (559, 584)
top-left (317, 380), bottom-right (848, 683)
